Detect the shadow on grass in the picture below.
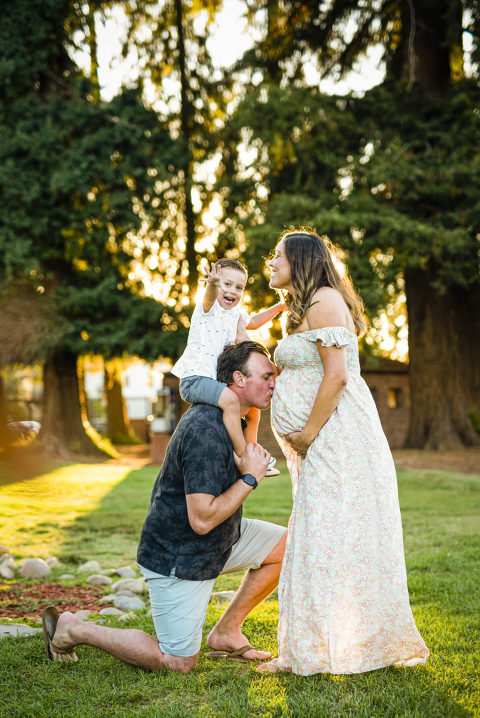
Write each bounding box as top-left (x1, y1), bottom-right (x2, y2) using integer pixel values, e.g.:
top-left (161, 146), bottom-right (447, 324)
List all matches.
top-left (0, 448), bottom-right (70, 486)
top-left (54, 463), bottom-right (160, 566)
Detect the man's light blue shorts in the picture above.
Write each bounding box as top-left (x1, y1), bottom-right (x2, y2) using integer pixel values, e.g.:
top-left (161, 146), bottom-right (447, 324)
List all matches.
top-left (138, 518), bottom-right (285, 658)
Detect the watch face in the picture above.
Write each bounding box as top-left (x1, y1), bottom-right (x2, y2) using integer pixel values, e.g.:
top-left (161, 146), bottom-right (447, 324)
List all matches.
top-left (242, 473), bottom-right (257, 488)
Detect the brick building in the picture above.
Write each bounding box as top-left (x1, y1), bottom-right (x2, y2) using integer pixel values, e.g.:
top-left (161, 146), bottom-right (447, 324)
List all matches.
top-left (360, 356), bottom-right (410, 449)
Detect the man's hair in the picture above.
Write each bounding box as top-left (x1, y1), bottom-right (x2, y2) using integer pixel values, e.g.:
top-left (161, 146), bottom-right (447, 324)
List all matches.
top-left (217, 341), bottom-right (270, 384)
top-left (215, 258), bottom-right (248, 276)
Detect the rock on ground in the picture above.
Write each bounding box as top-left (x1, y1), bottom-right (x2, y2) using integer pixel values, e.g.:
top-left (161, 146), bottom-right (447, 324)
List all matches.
top-left (111, 578), bottom-right (145, 594)
top-left (1, 558), bottom-right (16, 571)
top-left (0, 624), bottom-right (43, 638)
top-left (75, 610), bottom-right (92, 620)
top-left (45, 557), bottom-right (60, 567)
top-left (113, 566), bottom-right (137, 578)
top-left (98, 595), bottom-right (116, 604)
top-left (99, 607), bottom-right (124, 616)
top-left (0, 565), bottom-right (14, 579)
top-left (77, 560), bottom-right (101, 573)
top-left (113, 596), bottom-right (145, 611)
top-left (86, 574), bottom-right (113, 586)
top-left (118, 612), bottom-right (136, 622)
top-left (19, 558), bottom-right (51, 579)
top-left (209, 591), bottom-right (235, 604)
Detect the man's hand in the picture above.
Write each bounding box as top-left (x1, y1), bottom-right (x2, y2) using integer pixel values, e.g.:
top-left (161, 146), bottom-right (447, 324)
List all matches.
top-left (234, 442), bottom-right (270, 483)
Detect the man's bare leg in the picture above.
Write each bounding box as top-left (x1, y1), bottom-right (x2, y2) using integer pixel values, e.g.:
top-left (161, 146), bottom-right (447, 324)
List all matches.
top-left (207, 531), bottom-right (286, 661)
top-left (49, 612), bottom-right (198, 673)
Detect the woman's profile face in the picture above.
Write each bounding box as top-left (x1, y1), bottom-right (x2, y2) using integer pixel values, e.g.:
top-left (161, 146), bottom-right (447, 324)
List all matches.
top-left (268, 240), bottom-right (293, 292)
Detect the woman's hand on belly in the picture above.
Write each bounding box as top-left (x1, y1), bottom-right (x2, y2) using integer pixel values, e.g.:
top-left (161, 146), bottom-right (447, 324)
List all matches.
top-left (283, 429), bottom-right (315, 459)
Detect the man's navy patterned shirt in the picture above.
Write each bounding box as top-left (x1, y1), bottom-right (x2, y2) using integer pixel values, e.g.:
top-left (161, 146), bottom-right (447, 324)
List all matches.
top-left (137, 404), bottom-right (241, 580)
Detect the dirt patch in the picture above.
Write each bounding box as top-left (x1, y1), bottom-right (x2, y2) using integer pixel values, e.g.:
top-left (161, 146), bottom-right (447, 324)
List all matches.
top-left (0, 582), bottom-right (113, 620)
top-left (392, 448), bottom-right (480, 475)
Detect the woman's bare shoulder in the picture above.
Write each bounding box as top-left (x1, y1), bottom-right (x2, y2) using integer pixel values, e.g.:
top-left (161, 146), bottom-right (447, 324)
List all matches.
top-left (310, 286), bottom-right (343, 304)
top-left (307, 288), bottom-right (348, 329)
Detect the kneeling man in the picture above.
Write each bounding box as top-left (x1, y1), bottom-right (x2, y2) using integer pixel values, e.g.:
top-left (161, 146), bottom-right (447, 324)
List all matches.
top-left (43, 341), bottom-right (286, 673)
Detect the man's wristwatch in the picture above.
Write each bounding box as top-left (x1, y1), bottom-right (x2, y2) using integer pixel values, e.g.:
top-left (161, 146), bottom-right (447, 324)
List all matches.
top-left (240, 473), bottom-right (258, 490)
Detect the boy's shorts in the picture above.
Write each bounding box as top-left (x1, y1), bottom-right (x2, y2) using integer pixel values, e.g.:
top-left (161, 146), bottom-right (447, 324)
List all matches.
top-left (180, 375), bottom-right (227, 406)
top-left (138, 518), bottom-right (285, 658)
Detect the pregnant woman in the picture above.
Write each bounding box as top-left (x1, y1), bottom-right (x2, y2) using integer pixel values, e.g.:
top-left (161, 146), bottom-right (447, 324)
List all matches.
top-left (258, 230), bottom-right (429, 675)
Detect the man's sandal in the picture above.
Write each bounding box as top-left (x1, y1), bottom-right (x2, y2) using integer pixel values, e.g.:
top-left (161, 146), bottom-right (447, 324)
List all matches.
top-left (41, 606), bottom-right (78, 662)
top-left (205, 644), bottom-right (261, 662)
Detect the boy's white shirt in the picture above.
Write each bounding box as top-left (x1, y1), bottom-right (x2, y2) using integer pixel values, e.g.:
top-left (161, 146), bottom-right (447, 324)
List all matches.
top-left (171, 294), bottom-right (250, 380)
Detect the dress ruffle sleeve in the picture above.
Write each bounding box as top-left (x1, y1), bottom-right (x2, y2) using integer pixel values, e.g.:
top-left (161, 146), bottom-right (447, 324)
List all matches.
top-left (303, 326), bottom-right (354, 348)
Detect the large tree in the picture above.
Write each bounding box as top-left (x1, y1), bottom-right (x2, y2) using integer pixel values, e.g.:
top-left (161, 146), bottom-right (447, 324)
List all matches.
top-left (217, 0), bottom-right (480, 447)
top-left (0, 0), bottom-right (183, 455)
top-left (123, 0), bottom-right (233, 298)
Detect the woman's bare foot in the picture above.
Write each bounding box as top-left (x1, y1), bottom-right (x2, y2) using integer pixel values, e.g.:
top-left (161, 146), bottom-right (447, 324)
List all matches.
top-left (255, 660), bottom-right (291, 674)
top-left (207, 627), bottom-right (271, 661)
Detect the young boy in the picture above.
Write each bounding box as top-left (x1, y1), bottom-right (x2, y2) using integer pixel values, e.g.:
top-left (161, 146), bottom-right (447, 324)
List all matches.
top-left (171, 258), bottom-right (286, 475)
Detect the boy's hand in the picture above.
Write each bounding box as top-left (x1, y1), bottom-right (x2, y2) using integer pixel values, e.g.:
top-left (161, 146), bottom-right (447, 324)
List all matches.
top-left (234, 443), bottom-right (271, 483)
top-left (199, 261), bottom-right (221, 286)
top-left (235, 315), bottom-right (249, 343)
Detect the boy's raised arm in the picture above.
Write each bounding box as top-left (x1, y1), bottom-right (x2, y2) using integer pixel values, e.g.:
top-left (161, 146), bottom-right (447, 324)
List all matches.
top-left (200, 262), bottom-right (221, 313)
top-left (245, 302), bottom-right (287, 331)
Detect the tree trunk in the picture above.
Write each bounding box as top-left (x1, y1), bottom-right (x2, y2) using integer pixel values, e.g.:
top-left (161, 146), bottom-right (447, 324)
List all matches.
top-left (87, 1), bottom-right (100, 100)
top-left (175, 0), bottom-right (197, 292)
top-left (0, 370), bottom-right (11, 452)
top-left (393, 0), bottom-right (459, 90)
top-left (405, 266), bottom-right (479, 448)
top-left (104, 360), bottom-right (131, 441)
top-left (265, 0), bottom-right (282, 84)
top-left (38, 349), bottom-right (105, 456)
top-left (454, 283), bottom-right (480, 413)
top-left (398, 0), bottom-right (478, 448)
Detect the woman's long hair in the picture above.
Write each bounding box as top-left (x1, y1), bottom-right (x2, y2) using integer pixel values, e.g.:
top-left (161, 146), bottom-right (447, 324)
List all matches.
top-left (276, 230), bottom-right (367, 336)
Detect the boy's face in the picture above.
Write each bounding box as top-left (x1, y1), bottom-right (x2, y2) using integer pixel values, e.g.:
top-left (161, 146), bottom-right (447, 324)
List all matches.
top-left (217, 268), bottom-right (247, 310)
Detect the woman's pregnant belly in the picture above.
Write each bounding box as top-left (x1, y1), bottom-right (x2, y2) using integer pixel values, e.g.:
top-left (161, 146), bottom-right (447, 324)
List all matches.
top-left (271, 369), bottom-right (320, 436)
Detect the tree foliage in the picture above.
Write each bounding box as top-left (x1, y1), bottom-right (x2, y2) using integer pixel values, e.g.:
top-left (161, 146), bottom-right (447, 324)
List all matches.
top-left (216, 0), bottom-right (480, 447)
top-left (0, 0), bottom-right (188, 453)
top-left (122, 0), bottom-right (234, 297)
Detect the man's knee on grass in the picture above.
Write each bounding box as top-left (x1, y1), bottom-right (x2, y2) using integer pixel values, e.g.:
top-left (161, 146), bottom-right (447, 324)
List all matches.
top-left (162, 652), bottom-right (199, 674)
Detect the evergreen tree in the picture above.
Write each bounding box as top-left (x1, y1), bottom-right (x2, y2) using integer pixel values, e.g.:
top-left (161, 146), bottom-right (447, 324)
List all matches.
top-left (123, 0), bottom-right (234, 298)
top-left (218, 0), bottom-right (480, 447)
top-left (0, 0), bottom-right (183, 455)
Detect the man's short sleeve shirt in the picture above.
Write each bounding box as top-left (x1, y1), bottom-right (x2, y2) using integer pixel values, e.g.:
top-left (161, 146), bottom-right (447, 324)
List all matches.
top-left (137, 405), bottom-right (241, 580)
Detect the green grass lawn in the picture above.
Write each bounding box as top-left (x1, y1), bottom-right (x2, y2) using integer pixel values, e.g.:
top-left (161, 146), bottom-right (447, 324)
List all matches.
top-left (0, 456), bottom-right (479, 717)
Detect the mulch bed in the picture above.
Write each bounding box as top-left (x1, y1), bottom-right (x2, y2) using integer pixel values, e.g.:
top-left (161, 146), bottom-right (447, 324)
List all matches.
top-left (0, 582), bottom-right (112, 620)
